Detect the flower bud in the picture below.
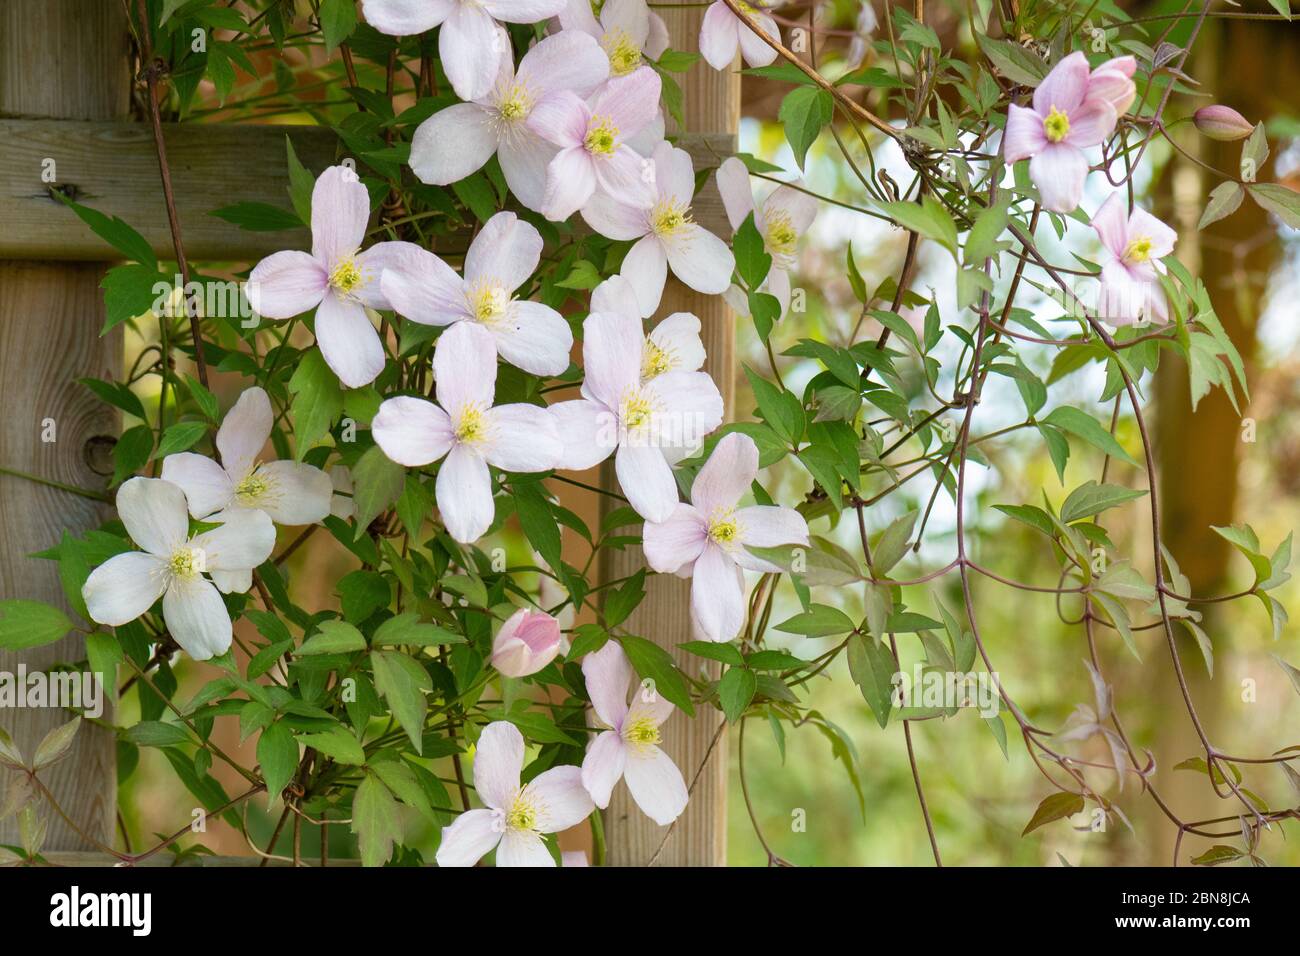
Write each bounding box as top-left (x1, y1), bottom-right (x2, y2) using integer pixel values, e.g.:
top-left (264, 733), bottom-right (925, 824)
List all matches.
top-left (489, 608), bottom-right (562, 678)
top-left (1193, 105), bottom-right (1253, 142)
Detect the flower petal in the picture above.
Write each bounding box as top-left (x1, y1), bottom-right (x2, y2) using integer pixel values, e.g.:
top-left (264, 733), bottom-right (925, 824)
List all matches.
top-left (735, 505), bottom-right (809, 571)
top-left (1090, 191), bottom-right (1130, 260)
top-left (1003, 103), bottom-right (1047, 163)
top-left (210, 567), bottom-right (252, 595)
top-left (615, 442), bottom-right (678, 522)
top-left (664, 223), bottom-right (734, 295)
top-left (643, 370), bottom-right (724, 457)
top-left (549, 399), bottom-right (616, 471)
top-left (160, 452), bottom-right (233, 519)
top-left (591, 274), bottom-right (641, 317)
top-left (466, 211), bottom-right (544, 292)
top-left (737, 10), bottom-right (779, 67)
top-left (440, 3), bottom-right (503, 102)
top-left (1064, 97), bottom-right (1116, 148)
top-left (253, 460), bottom-right (334, 525)
top-left (437, 444), bottom-right (495, 542)
top-left (649, 311), bottom-right (705, 373)
top-left (516, 27), bottom-right (610, 97)
top-left (524, 764), bottom-right (594, 832)
top-left (582, 640), bottom-right (632, 729)
top-left (353, 240), bottom-right (427, 309)
top-left (496, 828), bottom-right (554, 867)
top-left (361, 0), bottom-right (453, 34)
top-left (314, 293), bottom-right (386, 389)
top-left (83, 551), bottom-right (167, 626)
top-left (581, 193), bottom-right (650, 241)
top-left (482, 403), bottom-right (563, 472)
top-left (690, 432), bottom-right (758, 514)
top-left (1128, 207), bottom-right (1178, 260)
top-left (409, 103), bottom-right (499, 186)
top-left (379, 245), bottom-right (467, 327)
top-left (435, 321), bottom-right (498, 417)
top-left (474, 721), bottom-right (525, 809)
top-left (245, 250), bottom-right (326, 319)
top-left (117, 477), bottom-right (190, 555)
top-left (480, 0), bottom-right (567, 22)
top-left (435, 808), bottom-right (502, 868)
top-left (491, 300), bottom-right (574, 377)
top-left (622, 744), bottom-right (688, 825)
top-left (690, 544), bottom-right (745, 642)
top-left (590, 67), bottom-right (661, 137)
top-left (714, 156), bottom-right (754, 232)
top-left (619, 234), bottom-right (668, 318)
top-left (643, 503), bottom-right (708, 573)
top-left (163, 577), bottom-right (233, 660)
top-left (540, 146), bottom-right (597, 221)
top-left (699, 2), bottom-right (740, 71)
top-left (497, 130), bottom-right (557, 213)
top-left (217, 386), bottom-right (273, 480)
top-left (592, 145), bottom-right (656, 210)
top-left (190, 508), bottom-right (276, 572)
top-left (581, 731), bottom-right (627, 809)
top-left (373, 396), bottom-right (454, 467)
top-left (1029, 143), bottom-right (1089, 214)
top-left (311, 165), bottom-right (370, 266)
top-left (526, 91), bottom-right (589, 149)
top-left (581, 310), bottom-right (643, 410)
top-left (1032, 50), bottom-right (1088, 116)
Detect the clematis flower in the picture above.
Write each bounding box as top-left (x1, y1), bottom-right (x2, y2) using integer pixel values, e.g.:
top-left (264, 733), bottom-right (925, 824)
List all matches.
top-left (643, 432), bottom-right (809, 642)
top-left (1086, 55), bottom-right (1137, 116)
top-left (435, 721), bottom-right (593, 866)
top-left (558, 0), bottom-right (669, 77)
top-left (579, 641), bottom-right (687, 825)
top-left (490, 608), bottom-right (563, 677)
top-left (82, 478), bottom-right (275, 660)
top-left (407, 29), bottom-right (609, 211)
top-left (371, 322), bottom-right (563, 542)
top-left (548, 309), bottom-right (723, 522)
top-left (245, 165), bottom-right (419, 388)
top-left (380, 211), bottom-right (573, 377)
top-left (714, 156), bottom-right (816, 318)
top-left (699, 0), bottom-right (780, 71)
top-left (592, 275), bottom-right (706, 381)
top-left (361, 0), bottom-right (568, 102)
top-left (1089, 191), bottom-right (1177, 327)
top-left (582, 142), bottom-right (735, 317)
top-left (526, 67), bottom-right (662, 221)
top-left (1003, 51), bottom-right (1118, 213)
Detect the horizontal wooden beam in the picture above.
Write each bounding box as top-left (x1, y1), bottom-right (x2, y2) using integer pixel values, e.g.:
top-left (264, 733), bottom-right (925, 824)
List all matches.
top-left (0, 120), bottom-right (337, 261)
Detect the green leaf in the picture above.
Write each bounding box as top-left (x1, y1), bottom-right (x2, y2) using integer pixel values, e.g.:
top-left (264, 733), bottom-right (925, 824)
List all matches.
top-left (257, 721), bottom-right (299, 801)
top-left (210, 201), bottom-right (303, 232)
top-left (288, 349), bottom-right (344, 455)
top-left (846, 634), bottom-right (894, 729)
top-left (1022, 792), bottom-right (1084, 835)
top-left (975, 34), bottom-right (1048, 86)
top-left (337, 570), bottom-right (391, 623)
top-left (1059, 481), bottom-right (1147, 523)
top-left (774, 604), bottom-right (855, 637)
top-left (298, 620), bottom-right (367, 656)
top-left (1248, 182), bottom-right (1300, 229)
top-left (507, 711), bottom-right (580, 746)
top-left (352, 772), bottom-right (403, 867)
top-left (350, 445), bottom-right (405, 532)
top-left (319, 0), bottom-right (358, 52)
top-left (1190, 845), bottom-right (1244, 866)
top-left (617, 635), bottom-right (693, 717)
top-left (123, 720), bottom-right (192, 748)
top-left (0, 601), bottom-right (74, 650)
top-left (881, 196), bottom-right (959, 260)
top-left (872, 510), bottom-right (918, 575)
top-left (298, 726), bottom-right (365, 766)
top-left (374, 611), bottom-right (463, 646)
top-left (1199, 181), bottom-right (1244, 230)
top-left (285, 136), bottom-right (315, 225)
top-left (101, 265), bottom-right (165, 334)
top-left (370, 650), bottom-right (431, 753)
top-left (155, 421), bottom-right (209, 458)
top-left (1041, 406), bottom-right (1140, 467)
top-left (57, 196), bottom-right (157, 267)
top-left (33, 717), bottom-right (81, 770)
top-left (993, 503), bottom-right (1056, 536)
top-left (778, 86), bottom-right (833, 171)
top-left (718, 668), bottom-right (757, 723)
top-left (733, 212), bottom-right (771, 289)
top-left (680, 640), bottom-right (744, 666)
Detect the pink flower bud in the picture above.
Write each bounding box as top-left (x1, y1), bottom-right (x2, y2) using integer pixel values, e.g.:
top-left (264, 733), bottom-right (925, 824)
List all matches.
top-left (1193, 105), bottom-right (1253, 142)
top-left (489, 609), bottom-right (562, 678)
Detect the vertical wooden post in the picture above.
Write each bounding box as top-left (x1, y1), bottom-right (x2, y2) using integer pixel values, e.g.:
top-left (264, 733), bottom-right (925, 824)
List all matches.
top-left (0, 0), bottom-right (129, 849)
top-left (601, 2), bottom-right (740, 866)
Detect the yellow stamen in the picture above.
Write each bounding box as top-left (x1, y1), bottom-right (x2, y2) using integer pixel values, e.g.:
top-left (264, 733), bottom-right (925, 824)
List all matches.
top-left (455, 404), bottom-right (488, 445)
top-left (621, 390), bottom-right (654, 431)
top-left (234, 469), bottom-right (269, 504)
top-left (470, 283), bottom-right (510, 325)
top-left (168, 546), bottom-right (203, 579)
top-left (1042, 106), bottom-right (1070, 143)
top-left (497, 83), bottom-right (532, 122)
top-left (329, 258), bottom-right (365, 295)
top-left (584, 117), bottom-right (619, 157)
top-left (505, 793), bottom-right (539, 832)
top-left (707, 508), bottom-right (742, 548)
top-left (1122, 235), bottom-right (1154, 264)
top-left (602, 28), bottom-right (642, 76)
top-left (764, 211), bottom-right (797, 258)
top-left (642, 339), bottom-right (676, 379)
top-left (651, 200), bottom-right (692, 239)
top-left (623, 715), bottom-right (661, 747)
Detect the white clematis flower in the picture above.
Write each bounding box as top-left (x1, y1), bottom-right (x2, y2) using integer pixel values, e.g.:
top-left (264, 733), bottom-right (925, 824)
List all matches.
top-left (83, 478), bottom-right (276, 660)
top-left (582, 141), bottom-right (735, 317)
top-left (435, 721), bottom-right (593, 866)
top-left (591, 275), bottom-right (706, 381)
top-left (557, 0), bottom-right (670, 77)
top-left (371, 321), bottom-right (563, 543)
top-left (380, 211), bottom-right (574, 377)
top-left (698, 0), bottom-right (780, 71)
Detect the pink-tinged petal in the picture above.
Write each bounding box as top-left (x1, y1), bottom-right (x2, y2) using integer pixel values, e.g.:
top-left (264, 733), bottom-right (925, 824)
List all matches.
top-left (374, 397), bottom-right (453, 472)
top-left (491, 300), bottom-right (573, 377)
top-left (1127, 207), bottom-right (1178, 260)
top-left (1095, 54), bottom-right (1136, 79)
top-left (160, 453), bottom-right (233, 519)
top-left (591, 274), bottom-right (641, 317)
top-left (766, 266), bottom-right (792, 316)
top-left (216, 386), bottom-right (273, 480)
top-left (1064, 97), bottom-right (1116, 148)
top-left (1029, 143), bottom-right (1089, 213)
top-left (737, 10), bottom-right (780, 67)
top-left (714, 157), bottom-right (754, 234)
top-left (649, 312), bottom-right (705, 373)
top-left (491, 608), bottom-right (562, 677)
top-left (117, 477), bottom-right (190, 556)
top-left (466, 211), bottom-right (544, 291)
top-left (83, 551), bottom-right (168, 626)
top-left (245, 250), bottom-right (327, 319)
top-left (691, 431), bottom-right (758, 516)
top-left (559, 0), bottom-right (601, 34)
top-left (1032, 50), bottom-right (1088, 116)
top-left (440, 3), bottom-right (504, 101)
top-left (653, 141), bottom-right (695, 208)
top-left (379, 245), bottom-right (467, 327)
top-left (409, 103), bottom-right (499, 186)
top-left (664, 223), bottom-right (734, 295)
top-left (591, 67), bottom-right (661, 136)
top-left (496, 828), bottom-right (554, 866)
top-left (517, 27), bottom-right (610, 97)
top-left (437, 444), bottom-right (495, 542)
top-left (624, 109), bottom-right (665, 159)
top-left (315, 293), bottom-right (385, 388)
top-left (1090, 191), bottom-right (1130, 260)
top-left (435, 808), bottom-right (502, 868)
top-left (622, 744), bottom-right (687, 825)
top-left (645, 9), bottom-right (669, 57)
top-left (643, 503), bottom-right (708, 573)
top-left (361, 0), bottom-right (453, 34)
top-left (600, 0), bottom-right (650, 46)
top-left (163, 577), bottom-right (233, 661)
top-left (311, 166), bottom-right (370, 266)
top-left (615, 442), bottom-right (678, 522)
top-left (482, 403), bottom-right (563, 472)
top-left (549, 399), bottom-right (616, 471)
top-left (1088, 56), bottom-right (1137, 114)
top-left (581, 310), bottom-right (643, 410)
top-left (435, 321), bottom-right (497, 417)
top-left (190, 507), bottom-right (275, 572)
top-left (764, 182), bottom-right (818, 234)
top-left (352, 240), bottom-right (422, 310)
top-left (581, 193), bottom-right (650, 241)
top-left (497, 130), bottom-right (557, 213)
top-left (582, 640), bottom-right (632, 728)
top-left (252, 460), bottom-right (333, 525)
top-left (480, 0), bottom-right (567, 22)
top-left (734, 505), bottom-right (809, 571)
top-left (540, 146), bottom-right (597, 220)
top-left (473, 721), bottom-right (525, 810)
top-left (580, 731), bottom-right (626, 809)
top-left (527, 91), bottom-right (590, 149)
top-left (619, 234), bottom-right (669, 318)
top-left (1096, 261), bottom-right (1164, 327)
top-left (625, 677), bottom-right (676, 728)
top-left (592, 145), bottom-right (657, 209)
top-left (524, 764), bottom-right (595, 832)
top-left (690, 544), bottom-right (745, 642)
top-left (642, 369), bottom-right (724, 456)
top-left (562, 849), bottom-right (590, 866)
top-left (699, 2), bottom-right (740, 71)
top-left (1003, 103), bottom-right (1047, 163)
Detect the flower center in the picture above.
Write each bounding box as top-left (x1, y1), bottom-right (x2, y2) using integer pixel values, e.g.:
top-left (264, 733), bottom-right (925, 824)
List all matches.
top-left (602, 28), bottom-right (642, 76)
top-left (584, 117), bottom-right (619, 157)
top-left (168, 546), bottom-right (203, 580)
top-left (620, 389), bottom-right (654, 432)
top-left (651, 200), bottom-right (692, 238)
top-left (454, 404), bottom-right (489, 446)
top-left (707, 508), bottom-right (742, 548)
top-left (234, 468), bottom-right (269, 504)
top-left (329, 258), bottom-right (366, 296)
top-left (642, 340), bottom-right (676, 379)
top-left (623, 715), bottom-right (661, 747)
top-left (497, 83), bottom-right (532, 122)
top-left (470, 283), bottom-right (510, 325)
top-left (505, 793), bottom-right (540, 832)
top-left (764, 212), bottom-right (797, 258)
top-left (1042, 106), bottom-right (1070, 143)
top-left (1122, 235), bottom-right (1154, 264)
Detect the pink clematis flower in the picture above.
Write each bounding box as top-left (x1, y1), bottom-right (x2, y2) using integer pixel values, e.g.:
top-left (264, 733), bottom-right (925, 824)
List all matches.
top-left (380, 211), bottom-right (573, 377)
top-left (714, 156), bottom-right (816, 318)
top-left (592, 276), bottom-right (706, 381)
top-left (361, 0), bottom-right (568, 102)
top-left (643, 432), bottom-right (809, 642)
top-left (699, 0), bottom-right (780, 71)
top-left (558, 0), bottom-right (669, 76)
top-left (1003, 51), bottom-right (1119, 213)
top-left (408, 29), bottom-right (609, 211)
top-left (490, 608), bottom-right (563, 677)
top-left (83, 478), bottom-right (275, 660)
top-left (245, 166), bottom-right (418, 388)
top-left (548, 308), bottom-right (723, 522)
top-left (371, 322), bottom-right (563, 543)
top-left (1089, 191), bottom-right (1177, 327)
top-left (526, 67), bottom-right (662, 221)
top-left (435, 721), bottom-right (593, 867)
top-left (582, 142), bottom-right (735, 317)
top-left (580, 641), bottom-right (688, 825)
top-left (1086, 55), bottom-right (1137, 117)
